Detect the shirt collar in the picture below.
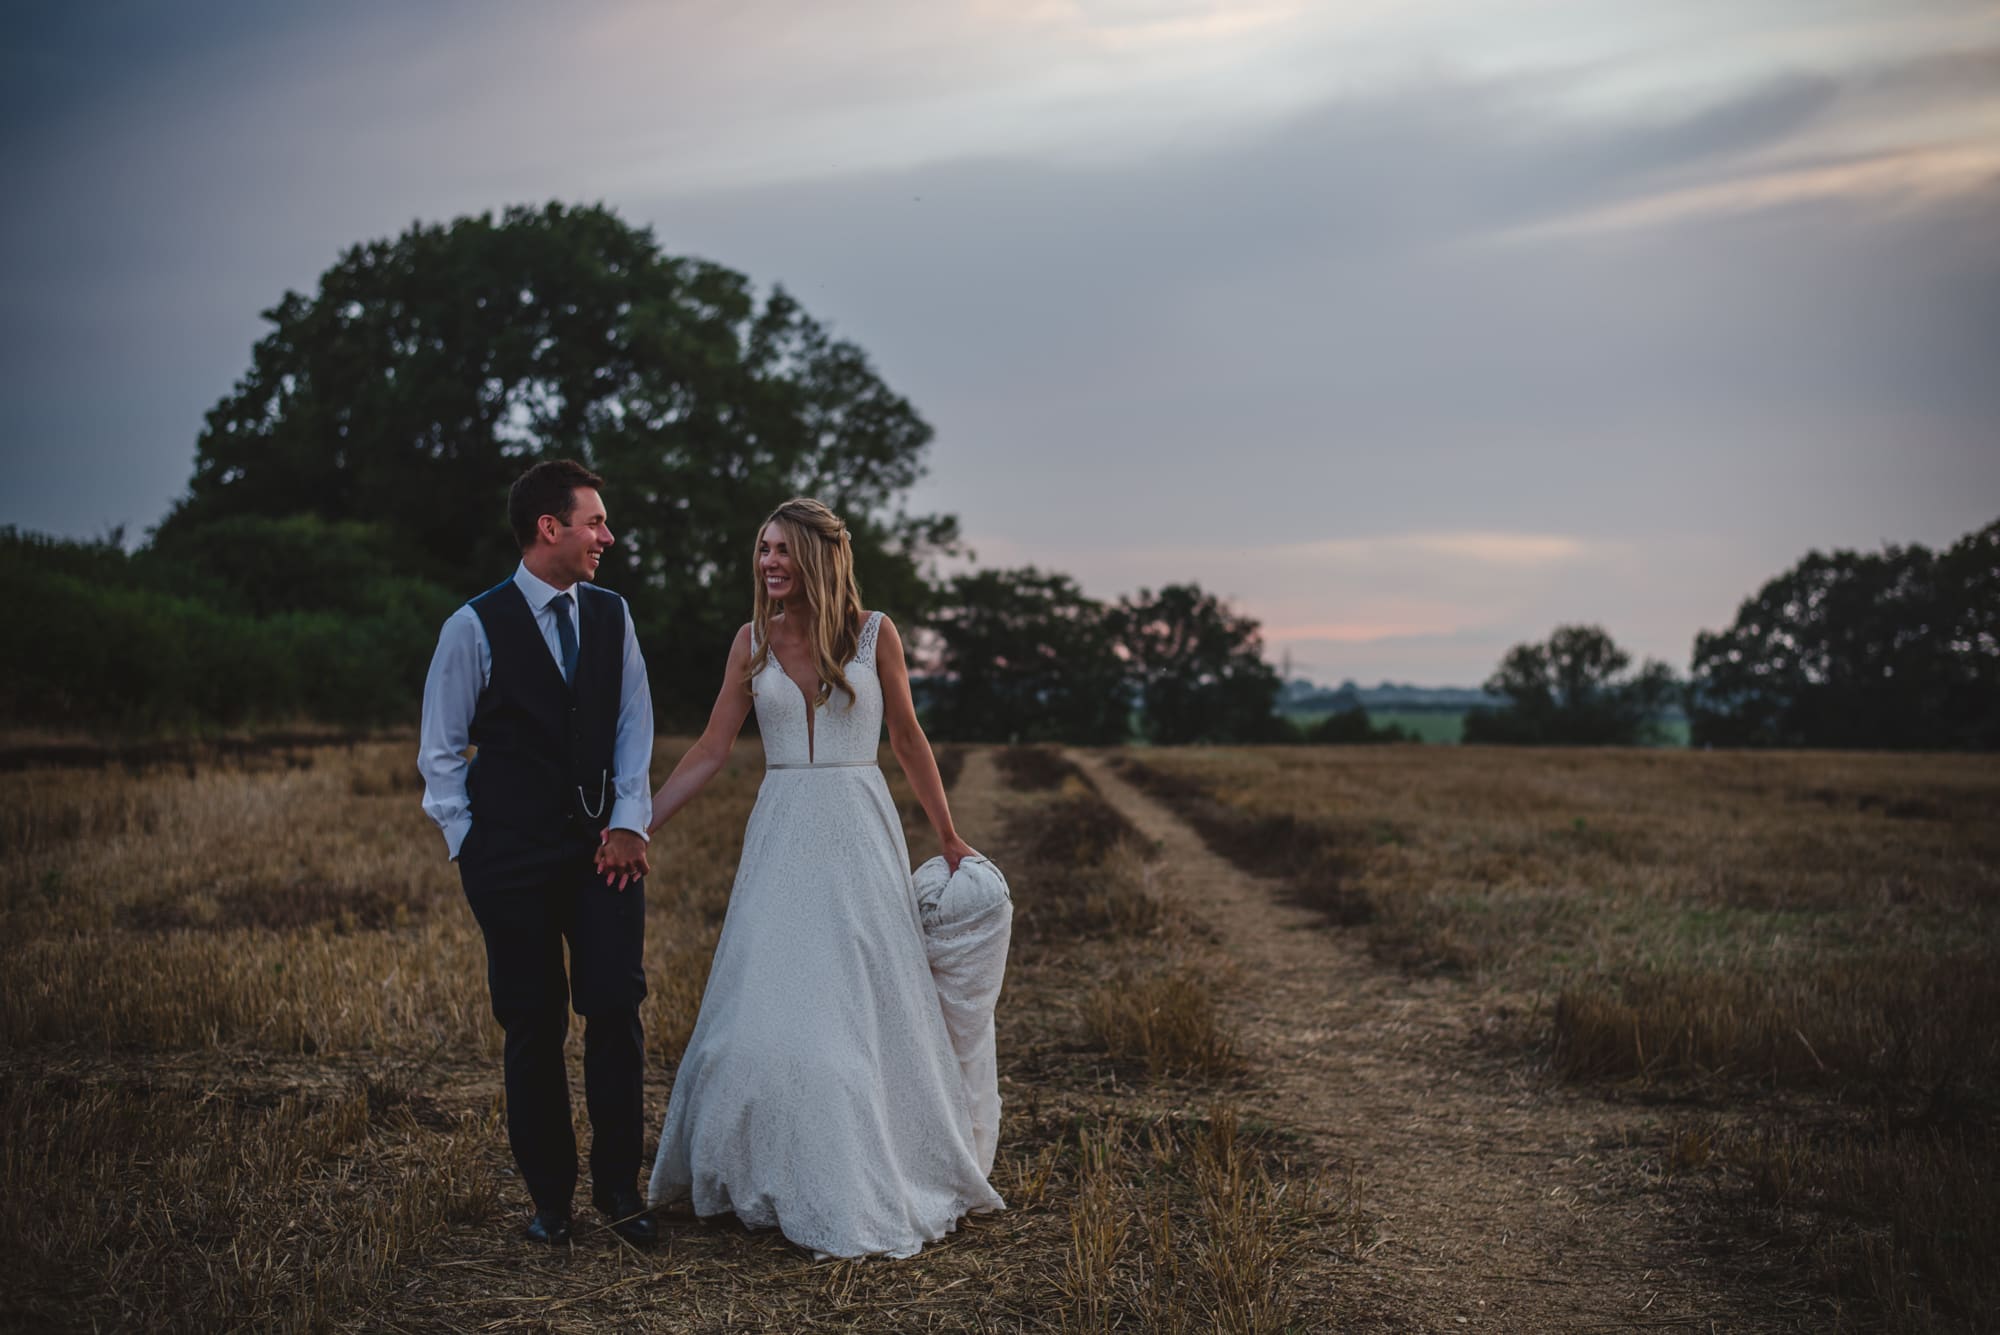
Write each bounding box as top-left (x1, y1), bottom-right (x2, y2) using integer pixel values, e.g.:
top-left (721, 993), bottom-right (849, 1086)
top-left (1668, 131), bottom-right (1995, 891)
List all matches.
top-left (512, 561), bottom-right (575, 612)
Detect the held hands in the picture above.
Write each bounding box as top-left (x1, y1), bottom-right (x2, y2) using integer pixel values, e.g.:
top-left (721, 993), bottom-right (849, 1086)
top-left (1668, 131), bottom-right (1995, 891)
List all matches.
top-left (941, 832), bottom-right (978, 874)
top-left (595, 828), bottom-right (650, 891)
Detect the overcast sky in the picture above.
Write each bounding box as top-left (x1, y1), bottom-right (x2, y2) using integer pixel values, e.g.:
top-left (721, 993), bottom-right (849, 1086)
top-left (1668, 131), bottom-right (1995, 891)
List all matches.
top-left (5, 0), bottom-right (1997, 683)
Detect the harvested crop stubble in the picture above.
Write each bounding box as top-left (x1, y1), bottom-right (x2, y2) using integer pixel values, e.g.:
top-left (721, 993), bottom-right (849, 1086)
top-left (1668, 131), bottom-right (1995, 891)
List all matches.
top-left (995, 742), bottom-right (1083, 792)
top-left (1119, 742), bottom-right (2000, 1334)
top-left (1053, 1107), bottom-right (1354, 1335)
top-left (2, 1070), bottom-right (499, 1332)
top-left (1114, 754), bottom-right (1376, 931)
top-left (0, 737), bottom-right (769, 1329)
top-left (1081, 966), bottom-right (1240, 1079)
top-left (996, 750), bottom-right (1237, 1081)
top-left (2, 737), bottom-right (1359, 1332)
top-left (988, 746), bottom-right (1348, 1331)
top-left (997, 745), bottom-right (1166, 943)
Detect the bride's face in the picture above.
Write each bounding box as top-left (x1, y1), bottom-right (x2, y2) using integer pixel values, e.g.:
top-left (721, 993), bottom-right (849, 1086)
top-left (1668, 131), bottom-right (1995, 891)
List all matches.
top-left (758, 522), bottom-right (801, 606)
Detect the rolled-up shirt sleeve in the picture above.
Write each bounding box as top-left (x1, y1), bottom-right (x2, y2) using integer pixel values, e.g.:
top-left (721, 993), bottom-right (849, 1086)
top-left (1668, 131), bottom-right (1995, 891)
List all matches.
top-left (609, 598), bottom-right (656, 840)
top-left (418, 606), bottom-right (485, 860)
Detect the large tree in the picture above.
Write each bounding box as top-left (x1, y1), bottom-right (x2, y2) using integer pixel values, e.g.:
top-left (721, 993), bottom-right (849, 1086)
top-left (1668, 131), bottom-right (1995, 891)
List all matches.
top-left (1110, 584), bottom-right (1288, 745)
top-left (1464, 624), bottom-right (1678, 745)
top-left (1688, 519), bottom-right (1999, 749)
top-left (923, 568), bottom-right (1131, 744)
top-left (157, 203), bottom-right (955, 721)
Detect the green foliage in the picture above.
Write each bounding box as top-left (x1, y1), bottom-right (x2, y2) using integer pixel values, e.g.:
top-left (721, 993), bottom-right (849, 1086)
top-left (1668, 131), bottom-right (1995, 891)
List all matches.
top-left (923, 577), bottom-right (1289, 745)
top-left (924, 568), bottom-right (1130, 744)
top-left (3, 527), bottom-right (454, 730)
top-left (154, 202), bottom-right (956, 725)
top-left (1465, 624), bottom-right (1679, 746)
top-left (148, 514), bottom-right (456, 622)
top-left (1111, 585), bottom-right (1289, 745)
top-left (1689, 518), bottom-right (2000, 749)
top-left (1300, 707), bottom-right (1410, 745)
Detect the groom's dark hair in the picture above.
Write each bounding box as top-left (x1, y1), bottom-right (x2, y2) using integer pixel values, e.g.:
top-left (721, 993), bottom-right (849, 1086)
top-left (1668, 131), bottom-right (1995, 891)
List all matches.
top-left (509, 458), bottom-right (606, 550)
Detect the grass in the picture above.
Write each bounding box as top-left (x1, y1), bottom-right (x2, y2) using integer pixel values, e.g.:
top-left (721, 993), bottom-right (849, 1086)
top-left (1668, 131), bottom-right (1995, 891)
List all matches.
top-left (1048, 1106), bottom-right (1356, 1334)
top-left (988, 744), bottom-right (1339, 1323)
top-left (1114, 756), bottom-right (1375, 932)
top-left (994, 743), bottom-right (1082, 791)
top-left (2, 736), bottom-right (1353, 1331)
top-left (1080, 968), bottom-right (1240, 1080)
top-left (997, 746), bottom-right (1168, 944)
top-left (3, 1070), bottom-right (499, 1331)
top-left (1114, 742), bottom-right (2000, 1333)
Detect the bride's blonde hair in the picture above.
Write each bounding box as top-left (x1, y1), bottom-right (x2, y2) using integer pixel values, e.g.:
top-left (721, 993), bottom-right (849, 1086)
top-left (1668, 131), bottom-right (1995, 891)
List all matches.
top-left (748, 498), bottom-right (867, 706)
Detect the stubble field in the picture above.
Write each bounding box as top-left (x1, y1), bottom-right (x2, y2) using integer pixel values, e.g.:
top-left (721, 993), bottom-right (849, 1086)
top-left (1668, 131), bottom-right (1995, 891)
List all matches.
top-left (1, 737), bottom-right (1992, 1331)
top-left (1113, 743), bottom-right (1999, 1330)
top-left (2, 737), bottom-right (1338, 1332)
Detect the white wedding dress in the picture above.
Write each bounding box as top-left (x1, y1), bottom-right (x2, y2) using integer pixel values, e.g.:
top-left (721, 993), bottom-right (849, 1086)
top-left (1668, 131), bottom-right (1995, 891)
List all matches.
top-left (648, 611), bottom-right (1005, 1258)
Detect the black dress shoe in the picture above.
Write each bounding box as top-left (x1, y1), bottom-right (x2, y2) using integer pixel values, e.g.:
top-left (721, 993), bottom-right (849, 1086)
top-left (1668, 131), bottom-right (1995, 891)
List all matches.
top-left (523, 1206), bottom-right (573, 1245)
top-left (594, 1187), bottom-right (658, 1247)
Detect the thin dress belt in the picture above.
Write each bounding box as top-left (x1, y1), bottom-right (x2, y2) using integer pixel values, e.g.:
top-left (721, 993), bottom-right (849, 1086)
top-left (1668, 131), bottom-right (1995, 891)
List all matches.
top-left (764, 760), bottom-right (880, 771)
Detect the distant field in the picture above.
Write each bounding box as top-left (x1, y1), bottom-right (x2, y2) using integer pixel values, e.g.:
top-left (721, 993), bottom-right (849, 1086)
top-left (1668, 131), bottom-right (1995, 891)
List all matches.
top-left (1287, 710), bottom-right (1691, 746)
top-left (1363, 710), bottom-right (1466, 743)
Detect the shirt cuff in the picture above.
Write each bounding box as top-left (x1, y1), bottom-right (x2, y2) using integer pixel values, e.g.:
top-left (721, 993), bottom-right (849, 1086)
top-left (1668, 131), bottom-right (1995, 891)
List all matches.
top-left (443, 816), bottom-right (473, 861)
top-left (609, 798), bottom-right (652, 842)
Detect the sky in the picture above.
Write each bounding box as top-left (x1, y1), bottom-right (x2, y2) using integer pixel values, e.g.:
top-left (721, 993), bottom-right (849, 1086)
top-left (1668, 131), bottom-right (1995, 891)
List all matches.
top-left (4, 0), bottom-right (1997, 685)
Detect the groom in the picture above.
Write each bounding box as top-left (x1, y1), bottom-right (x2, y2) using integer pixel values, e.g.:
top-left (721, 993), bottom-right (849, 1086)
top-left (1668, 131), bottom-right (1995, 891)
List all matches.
top-left (417, 458), bottom-right (658, 1247)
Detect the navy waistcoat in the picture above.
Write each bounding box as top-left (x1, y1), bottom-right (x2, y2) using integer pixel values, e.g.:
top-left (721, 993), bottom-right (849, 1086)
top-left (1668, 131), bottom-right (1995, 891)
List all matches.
top-left (464, 578), bottom-right (624, 857)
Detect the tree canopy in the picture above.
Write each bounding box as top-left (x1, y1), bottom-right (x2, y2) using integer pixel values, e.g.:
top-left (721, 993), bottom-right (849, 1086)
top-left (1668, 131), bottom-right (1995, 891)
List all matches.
top-left (157, 202), bottom-right (955, 721)
top-left (1109, 585), bottom-right (1289, 745)
top-left (923, 568), bottom-right (1130, 744)
top-left (922, 577), bottom-right (1288, 745)
top-left (1689, 518), bottom-right (1999, 749)
top-left (1464, 624), bottom-right (1678, 745)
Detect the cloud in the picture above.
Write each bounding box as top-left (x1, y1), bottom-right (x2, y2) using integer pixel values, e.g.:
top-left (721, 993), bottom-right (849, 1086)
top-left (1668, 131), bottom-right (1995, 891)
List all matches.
top-left (1260, 619), bottom-right (1463, 644)
top-left (1281, 533), bottom-right (1595, 567)
top-left (3, 1), bottom-right (1996, 679)
top-left (1487, 141), bottom-right (2000, 245)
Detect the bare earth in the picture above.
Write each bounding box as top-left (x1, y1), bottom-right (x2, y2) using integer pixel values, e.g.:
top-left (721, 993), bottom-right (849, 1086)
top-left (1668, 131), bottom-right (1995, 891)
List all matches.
top-left (1066, 748), bottom-right (1774, 1334)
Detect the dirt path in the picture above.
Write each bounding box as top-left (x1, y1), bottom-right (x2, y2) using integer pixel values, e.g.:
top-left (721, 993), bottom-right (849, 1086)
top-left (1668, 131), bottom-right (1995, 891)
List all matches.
top-left (945, 745), bottom-right (1008, 855)
top-left (1069, 749), bottom-right (1755, 1333)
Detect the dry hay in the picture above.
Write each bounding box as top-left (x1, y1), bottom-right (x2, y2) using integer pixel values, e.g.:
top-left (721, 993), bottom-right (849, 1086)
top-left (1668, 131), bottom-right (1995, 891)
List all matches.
top-left (1119, 742), bottom-right (2000, 1333)
top-left (3, 739), bottom-right (1355, 1332)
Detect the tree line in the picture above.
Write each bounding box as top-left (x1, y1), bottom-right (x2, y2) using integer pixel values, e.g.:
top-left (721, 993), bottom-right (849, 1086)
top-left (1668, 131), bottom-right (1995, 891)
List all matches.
top-left (7, 203), bottom-right (1993, 749)
top-left (1469, 518), bottom-right (1997, 749)
top-left (6, 203), bottom-right (1285, 742)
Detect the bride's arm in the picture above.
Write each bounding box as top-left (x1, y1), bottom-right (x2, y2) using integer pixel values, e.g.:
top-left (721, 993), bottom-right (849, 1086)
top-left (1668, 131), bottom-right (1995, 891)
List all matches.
top-left (645, 624), bottom-right (756, 836)
top-left (877, 616), bottom-right (975, 870)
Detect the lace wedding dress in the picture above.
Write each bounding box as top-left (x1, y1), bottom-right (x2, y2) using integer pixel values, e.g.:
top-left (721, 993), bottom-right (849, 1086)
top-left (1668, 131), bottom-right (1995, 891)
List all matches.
top-left (647, 611), bottom-right (1005, 1258)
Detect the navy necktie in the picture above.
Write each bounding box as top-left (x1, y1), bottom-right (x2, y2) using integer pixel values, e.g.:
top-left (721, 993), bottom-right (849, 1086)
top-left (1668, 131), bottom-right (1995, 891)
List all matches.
top-left (551, 592), bottom-right (578, 684)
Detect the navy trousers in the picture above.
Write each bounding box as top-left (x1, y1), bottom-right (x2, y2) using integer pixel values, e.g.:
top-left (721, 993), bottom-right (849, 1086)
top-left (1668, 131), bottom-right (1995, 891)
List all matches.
top-left (459, 834), bottom-right (647, 1213)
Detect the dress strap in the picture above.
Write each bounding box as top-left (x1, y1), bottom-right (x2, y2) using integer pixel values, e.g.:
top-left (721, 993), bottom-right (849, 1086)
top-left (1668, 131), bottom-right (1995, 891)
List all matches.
top-left (855, 611), bottom-right (885, 669)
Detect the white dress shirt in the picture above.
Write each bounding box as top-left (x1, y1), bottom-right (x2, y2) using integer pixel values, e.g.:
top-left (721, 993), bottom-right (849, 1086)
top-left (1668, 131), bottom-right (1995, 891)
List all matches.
top-left (417, 562), bottom-right (654, 860)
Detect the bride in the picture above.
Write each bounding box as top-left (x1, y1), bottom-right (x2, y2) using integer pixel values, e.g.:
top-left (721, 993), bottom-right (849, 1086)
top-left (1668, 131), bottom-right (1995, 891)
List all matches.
top-left (620, 497), bottom-right (1004, 1258)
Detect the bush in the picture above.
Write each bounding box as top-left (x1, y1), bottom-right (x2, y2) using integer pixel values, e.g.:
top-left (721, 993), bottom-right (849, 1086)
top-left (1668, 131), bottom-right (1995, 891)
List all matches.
top-left (1300, 708), bottom-right (1408, 744)
top-left (4, 526), bottom-right (455, 732)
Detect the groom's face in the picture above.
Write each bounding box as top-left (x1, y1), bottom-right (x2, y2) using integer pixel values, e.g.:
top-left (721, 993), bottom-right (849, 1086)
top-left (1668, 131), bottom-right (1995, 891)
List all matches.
top-left (543, 486), bottom-right (614, 585)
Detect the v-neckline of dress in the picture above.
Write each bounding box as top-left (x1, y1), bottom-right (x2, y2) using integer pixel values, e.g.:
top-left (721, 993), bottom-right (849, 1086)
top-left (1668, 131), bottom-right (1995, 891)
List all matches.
top-left (768, 620), bottom-right (827, 763)
top-left (775, 657), bottom-right (820, 763)
top-left (766, 614), bottom-right (876, 764)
